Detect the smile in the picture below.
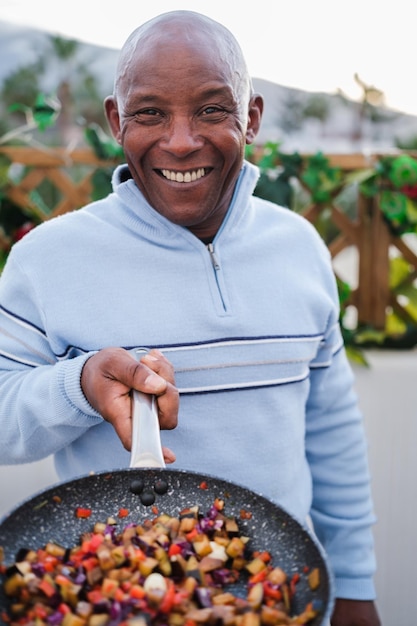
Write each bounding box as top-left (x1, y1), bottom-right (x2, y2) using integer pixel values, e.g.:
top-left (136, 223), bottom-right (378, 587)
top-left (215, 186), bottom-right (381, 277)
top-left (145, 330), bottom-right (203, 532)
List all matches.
top-left (160, 168), bottom-right (207, 183)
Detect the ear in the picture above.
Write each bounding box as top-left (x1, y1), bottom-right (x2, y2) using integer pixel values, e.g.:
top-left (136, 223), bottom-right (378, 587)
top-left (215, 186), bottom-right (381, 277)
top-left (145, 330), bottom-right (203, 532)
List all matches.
top-left (246, 93), bottom-right (264, 145)
top-left (104, 95), bottom-right (122, 144)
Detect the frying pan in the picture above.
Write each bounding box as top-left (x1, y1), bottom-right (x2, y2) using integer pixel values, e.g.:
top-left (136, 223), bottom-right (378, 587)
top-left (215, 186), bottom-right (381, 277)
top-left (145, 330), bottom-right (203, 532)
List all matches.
top-left (0, 467), bottom-right (334, 624)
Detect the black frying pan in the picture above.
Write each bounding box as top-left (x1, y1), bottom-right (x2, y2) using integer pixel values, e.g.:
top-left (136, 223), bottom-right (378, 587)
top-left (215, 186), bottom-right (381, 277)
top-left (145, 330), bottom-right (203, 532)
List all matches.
top-left (0, 468), bottom-right (334, 624)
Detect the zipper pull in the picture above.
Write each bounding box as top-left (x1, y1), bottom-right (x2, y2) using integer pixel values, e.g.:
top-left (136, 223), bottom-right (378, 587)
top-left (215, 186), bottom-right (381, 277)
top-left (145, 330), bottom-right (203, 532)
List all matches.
top-left (207, 242), bottom-right (220, 270)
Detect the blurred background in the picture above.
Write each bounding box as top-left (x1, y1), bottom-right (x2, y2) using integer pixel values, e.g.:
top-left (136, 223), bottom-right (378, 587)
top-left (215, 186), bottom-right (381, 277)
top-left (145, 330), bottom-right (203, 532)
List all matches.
top-left (1, 0), bottom-right (416, 112)
top-left (1, 0), bottom-right (417, 153)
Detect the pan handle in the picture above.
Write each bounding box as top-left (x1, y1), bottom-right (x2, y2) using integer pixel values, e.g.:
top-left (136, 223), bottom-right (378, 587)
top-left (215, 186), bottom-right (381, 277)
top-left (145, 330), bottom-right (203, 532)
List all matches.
top-left (129, 350), bottom-right (166, 468)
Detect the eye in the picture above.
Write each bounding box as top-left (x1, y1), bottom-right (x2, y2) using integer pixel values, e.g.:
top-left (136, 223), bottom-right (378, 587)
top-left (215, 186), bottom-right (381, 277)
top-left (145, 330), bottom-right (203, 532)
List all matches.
top-left (200, 105), bottom-right (229, 123)
top-left (140, 108), bottom-right (160, 116)
top-left (133, 108), bottom-right (164, 123)
top-left (202, 105), bottom-right (224, 115)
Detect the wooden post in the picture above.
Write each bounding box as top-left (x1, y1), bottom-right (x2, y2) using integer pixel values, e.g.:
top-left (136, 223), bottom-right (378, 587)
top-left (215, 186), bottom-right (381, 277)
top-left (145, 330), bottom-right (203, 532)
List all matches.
top-left (356, 192), bottom-right (391, 329)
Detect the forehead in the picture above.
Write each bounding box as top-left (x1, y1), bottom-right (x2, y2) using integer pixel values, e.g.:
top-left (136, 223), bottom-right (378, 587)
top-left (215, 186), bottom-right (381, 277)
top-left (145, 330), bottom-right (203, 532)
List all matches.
top-left (118, 18), bottom-right (246, 100)
top-left (136, 29), bottom-right (230, 78)
top-left (132, 16), bottom-right (233, 60)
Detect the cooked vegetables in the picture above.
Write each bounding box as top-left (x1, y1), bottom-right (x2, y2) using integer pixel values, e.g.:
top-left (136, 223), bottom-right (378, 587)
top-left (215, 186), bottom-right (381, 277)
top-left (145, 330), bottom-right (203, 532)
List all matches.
top-left (0, 499), bottom-right (321, 625)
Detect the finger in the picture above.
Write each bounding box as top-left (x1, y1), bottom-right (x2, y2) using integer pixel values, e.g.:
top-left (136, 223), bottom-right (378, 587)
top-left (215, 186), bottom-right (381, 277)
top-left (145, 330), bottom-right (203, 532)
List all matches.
top-left (138, 350), bottom-right (178, 430)
top-left (162, 446), bottom-right (176, 464)
top-left (132, 365), bottom-right (168, 396)
top-left (81, 348), bottom-right (133, 419)
top-left (140, 349), bottom-right (176, 385)
top-left (153, 381), bottom-right (179, 430)
top-left (111, 411), bottom-right (133, 451)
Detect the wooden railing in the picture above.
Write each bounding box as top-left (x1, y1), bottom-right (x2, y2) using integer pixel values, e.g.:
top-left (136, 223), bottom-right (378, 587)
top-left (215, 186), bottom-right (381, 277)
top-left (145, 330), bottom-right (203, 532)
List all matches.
top-left (305, 164), bottom-right (417, 340)
top-left (0, 146), bottom-right (117, 220)
top-left (1, 145), bottom-right (417, 346)
top-left (298, 157), bottom-right (395, 332)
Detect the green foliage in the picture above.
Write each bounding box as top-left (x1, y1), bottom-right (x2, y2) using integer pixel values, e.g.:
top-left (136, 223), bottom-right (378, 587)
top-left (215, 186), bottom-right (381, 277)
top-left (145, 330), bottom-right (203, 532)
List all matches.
top-left (396, 135), bottom-right (417, 151)
top-left (247, 142), bottom-right (303, 209)
top-left (0, 97), bottom-right (124, 271)
top-left (83, 124), bottom-right (124, 201)
top-left (0, 140), bottom-right (41, 269)
top-left (1, 62), bottom-right (43, 115)
top-left (301, 152), bottom-right (342, 203)
top-left (0, 95), bottom-right (78, 269)
top-left (302, 95), bottom-right (330, 123)
top-left (359, 154), bottom-right (417, 235)
top-left (248, 144), bottom-right (417, 356)
top-left (355, 155), bottom-right (417, 349)
top-left (49, 36), bottom-right (79, 60)
top-left (85, 124), bottom-right (124, 160)
top-left (28, 93), bottom-right (61, 132)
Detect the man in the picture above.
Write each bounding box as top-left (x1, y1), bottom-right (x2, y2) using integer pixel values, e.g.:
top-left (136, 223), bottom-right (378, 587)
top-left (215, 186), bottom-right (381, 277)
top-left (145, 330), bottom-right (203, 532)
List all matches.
top-left (0, 11), bottom-right (380, 625)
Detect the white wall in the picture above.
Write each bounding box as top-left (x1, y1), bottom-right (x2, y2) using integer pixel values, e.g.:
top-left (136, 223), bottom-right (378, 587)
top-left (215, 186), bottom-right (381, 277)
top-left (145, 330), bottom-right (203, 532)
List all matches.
top-left (0, 454), bottom-right (58, 516)
top-left (0, 349), bottom-right (416, 624)
top-left (352, 349), bottom-right (417, 625)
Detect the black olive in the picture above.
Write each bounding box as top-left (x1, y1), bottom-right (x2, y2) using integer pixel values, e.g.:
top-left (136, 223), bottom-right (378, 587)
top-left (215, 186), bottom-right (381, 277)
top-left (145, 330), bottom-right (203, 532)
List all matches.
top-left (5, 564), bottom-right (20, 578)
top-left (14, 548), bottom-right (30, 563)
top-left (153, 478), bottom-right (168, 494)
top-left (130, 478), bottom-right (144, 495)
top-left (140, 489), bottom-right (156, 506)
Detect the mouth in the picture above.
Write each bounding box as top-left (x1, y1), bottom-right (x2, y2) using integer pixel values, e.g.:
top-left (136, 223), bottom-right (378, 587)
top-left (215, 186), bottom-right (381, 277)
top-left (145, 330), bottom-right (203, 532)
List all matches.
top-left (158, 168), bottom-right (209, 183)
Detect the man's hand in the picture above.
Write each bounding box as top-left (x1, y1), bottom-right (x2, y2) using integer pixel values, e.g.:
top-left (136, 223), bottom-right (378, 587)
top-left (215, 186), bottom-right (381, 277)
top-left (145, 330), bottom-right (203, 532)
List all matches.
top-left (331, 599), bottom-right (381, 626)
top-left (80, 347), bottom-right (179, 459)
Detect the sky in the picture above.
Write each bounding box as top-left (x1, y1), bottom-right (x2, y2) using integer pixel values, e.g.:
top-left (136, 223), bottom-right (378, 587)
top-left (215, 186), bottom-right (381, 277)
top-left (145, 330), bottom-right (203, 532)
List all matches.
top-left (0, 0), bottom-right (415, 116)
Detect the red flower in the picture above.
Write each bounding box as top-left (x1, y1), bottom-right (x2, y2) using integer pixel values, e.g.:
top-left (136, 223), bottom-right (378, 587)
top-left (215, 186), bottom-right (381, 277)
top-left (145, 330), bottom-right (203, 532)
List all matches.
top-left (14, 221), bottom-right (35, 241)
top-left (401, 184), bottom-right (417, 199)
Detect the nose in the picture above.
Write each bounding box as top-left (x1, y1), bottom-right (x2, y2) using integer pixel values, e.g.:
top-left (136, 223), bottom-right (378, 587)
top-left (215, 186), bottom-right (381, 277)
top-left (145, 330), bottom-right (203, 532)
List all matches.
top-left (160, 116), bottom-right (203, 156)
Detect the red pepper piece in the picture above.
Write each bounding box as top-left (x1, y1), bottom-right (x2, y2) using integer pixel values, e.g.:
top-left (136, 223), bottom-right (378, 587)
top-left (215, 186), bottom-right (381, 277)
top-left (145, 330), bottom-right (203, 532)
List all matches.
top-left (263, 581), bottom-right (283, 600)
top-left (130, 584), bottom-right (146, 600)
top-left (290, 572), bottom-right (300, 595)
top-left (168, 543), bottom-right (182, 557)
top-left (38, 578), bottom-right (56, 597)
top-left (248, 568), bottom-right (268, 584)
top-left (75, 507), bottom-right (92, 518)
top-left (159, 580), bottom-right (176, 613)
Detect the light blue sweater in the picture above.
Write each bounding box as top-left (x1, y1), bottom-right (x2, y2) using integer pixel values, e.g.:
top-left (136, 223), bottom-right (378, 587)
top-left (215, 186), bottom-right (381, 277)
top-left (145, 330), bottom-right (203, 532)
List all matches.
top-left (0, 161), bottom-right (376, 600)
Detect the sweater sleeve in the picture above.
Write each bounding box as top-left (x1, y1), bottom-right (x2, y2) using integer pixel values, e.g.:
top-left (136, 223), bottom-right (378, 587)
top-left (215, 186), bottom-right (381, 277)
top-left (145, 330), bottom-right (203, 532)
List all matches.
top-left (305, 293), bottom-right (377, 600)
top-left (0, 253), bottom-right (102, 465)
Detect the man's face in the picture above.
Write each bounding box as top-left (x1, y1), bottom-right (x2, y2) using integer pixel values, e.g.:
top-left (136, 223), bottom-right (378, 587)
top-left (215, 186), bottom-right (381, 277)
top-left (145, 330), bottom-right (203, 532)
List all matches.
top-left (105, 29), bottom-right (261, 240)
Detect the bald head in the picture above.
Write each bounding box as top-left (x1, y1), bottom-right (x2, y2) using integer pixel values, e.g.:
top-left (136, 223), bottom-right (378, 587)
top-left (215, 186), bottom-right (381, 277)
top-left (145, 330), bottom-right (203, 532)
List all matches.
top-left (104, 9), bottom-right (264, 239)
top-left (114, 11), bottom-right (253, 111)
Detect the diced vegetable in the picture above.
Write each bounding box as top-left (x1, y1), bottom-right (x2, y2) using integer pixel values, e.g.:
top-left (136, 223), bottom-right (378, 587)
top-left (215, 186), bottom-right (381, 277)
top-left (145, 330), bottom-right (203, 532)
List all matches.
top-left (1, 501), bottom-right (321, 625)
top-left (308, 567), bottom-right (320, 590)
top-left (75, 507), bottom-right (92, 518)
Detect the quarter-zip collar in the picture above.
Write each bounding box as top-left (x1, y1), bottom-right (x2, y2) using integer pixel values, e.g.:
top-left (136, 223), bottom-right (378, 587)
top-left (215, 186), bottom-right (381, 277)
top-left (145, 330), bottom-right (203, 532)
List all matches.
top-left (111, 160), bottom-right (261, 246)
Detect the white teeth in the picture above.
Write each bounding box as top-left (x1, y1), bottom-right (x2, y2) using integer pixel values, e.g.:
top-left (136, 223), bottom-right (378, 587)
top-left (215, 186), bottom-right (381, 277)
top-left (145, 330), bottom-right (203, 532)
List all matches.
top-left (161, 168), bottom-right (206, 183)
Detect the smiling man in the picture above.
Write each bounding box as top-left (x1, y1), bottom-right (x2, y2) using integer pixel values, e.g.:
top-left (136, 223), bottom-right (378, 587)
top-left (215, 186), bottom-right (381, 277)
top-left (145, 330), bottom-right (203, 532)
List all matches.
top-left (104, 13), bottom-right (262, 241)
top-left (0, 11), bottom-right (380, 626)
